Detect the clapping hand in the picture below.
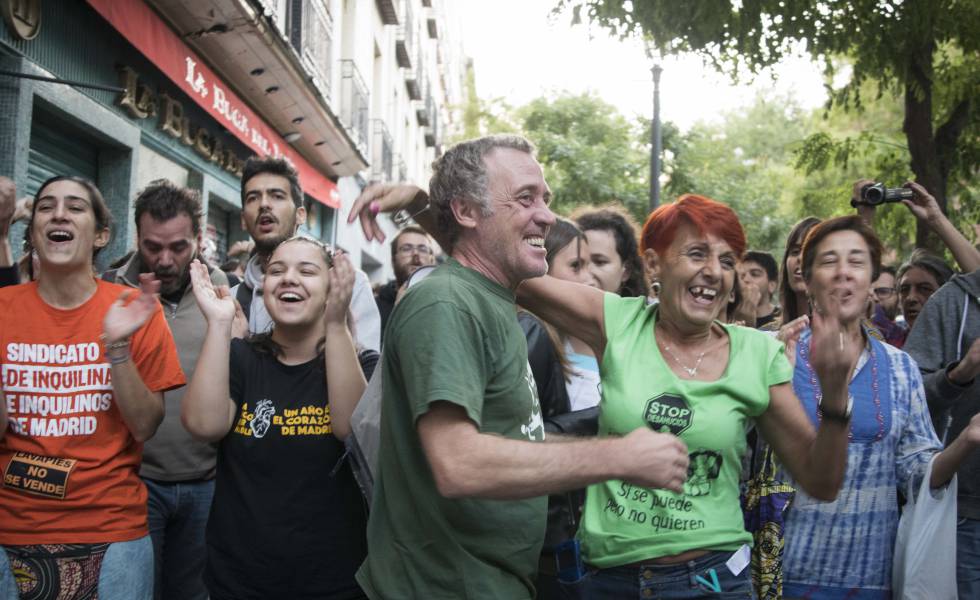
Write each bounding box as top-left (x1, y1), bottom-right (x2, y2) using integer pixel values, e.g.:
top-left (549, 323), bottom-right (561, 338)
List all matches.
top-left (324, 251), bottom-right (354, 326)
top-left (0, 177), bottom-right (15, 235)
top-left (808, 294), bottom-right (859, 397)
top-left (189, 260), bottom-right (236, 327)
top-left (777, 315), bottom-right (810, 367)
top-left (103, 273), bottom-right (160, 344)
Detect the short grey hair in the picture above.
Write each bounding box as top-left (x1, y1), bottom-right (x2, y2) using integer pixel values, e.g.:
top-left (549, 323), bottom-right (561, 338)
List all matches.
top-left (428, 134), bottom-right (536, 250)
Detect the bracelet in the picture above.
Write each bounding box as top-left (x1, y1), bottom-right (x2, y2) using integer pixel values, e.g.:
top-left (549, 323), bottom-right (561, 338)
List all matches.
top-left (101, 334), bottom-right (131, 364)
top-left (107, 351), bottom-right (130, 365)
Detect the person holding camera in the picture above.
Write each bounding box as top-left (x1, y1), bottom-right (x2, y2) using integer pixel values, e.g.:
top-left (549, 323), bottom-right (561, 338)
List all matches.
top-left (853, 179), bottom-right (979, 336)
top-left (853, 179), bottom-right (979, 277)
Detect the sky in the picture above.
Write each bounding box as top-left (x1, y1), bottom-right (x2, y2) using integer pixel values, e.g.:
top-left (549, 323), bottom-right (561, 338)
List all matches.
top-left (456, 0), bottom-right (831, 132)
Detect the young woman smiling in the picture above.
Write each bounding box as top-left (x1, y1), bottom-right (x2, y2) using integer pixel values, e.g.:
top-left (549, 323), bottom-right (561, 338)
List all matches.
top-left (182, 236), bottom-right (372, 600)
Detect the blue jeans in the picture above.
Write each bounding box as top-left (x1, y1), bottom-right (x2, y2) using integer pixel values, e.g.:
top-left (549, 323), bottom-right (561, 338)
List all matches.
top-left (562, 551), bottom-right (756, 599)
top-left (0, 535), bottom-right (152, 600)
top-left (144, 477), bottom-right (214, 600)
top-left (958, 517), bottom-right (980, 600)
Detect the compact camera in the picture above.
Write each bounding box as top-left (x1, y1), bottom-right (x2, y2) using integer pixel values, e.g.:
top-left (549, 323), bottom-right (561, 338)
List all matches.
top-left (851, 183), bottom-right (914, 207)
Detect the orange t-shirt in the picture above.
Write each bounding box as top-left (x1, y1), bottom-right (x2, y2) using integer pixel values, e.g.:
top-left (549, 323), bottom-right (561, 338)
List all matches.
top-left (0, 279), bottom-right (186, 544)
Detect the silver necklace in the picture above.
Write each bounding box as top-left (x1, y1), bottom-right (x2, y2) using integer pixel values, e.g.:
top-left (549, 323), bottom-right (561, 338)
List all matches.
top-left (659, 331), bottom-right (712, 377)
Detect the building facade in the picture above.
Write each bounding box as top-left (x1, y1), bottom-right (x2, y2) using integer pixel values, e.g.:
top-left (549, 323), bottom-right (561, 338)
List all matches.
top-left (0, 0), bottom-right (465, 280)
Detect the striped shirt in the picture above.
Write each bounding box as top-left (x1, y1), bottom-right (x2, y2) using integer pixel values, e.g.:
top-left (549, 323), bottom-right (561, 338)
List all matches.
top-left (781, 328), bottom-right (942, 599)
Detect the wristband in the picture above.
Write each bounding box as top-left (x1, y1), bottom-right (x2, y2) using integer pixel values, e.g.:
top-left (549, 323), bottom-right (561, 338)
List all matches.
top-left (107, 351), bottom-right (130, 365)
top-left (820, 395), bottom-right (853, 423)
top-left (101, 334), bottom-right (131, 364)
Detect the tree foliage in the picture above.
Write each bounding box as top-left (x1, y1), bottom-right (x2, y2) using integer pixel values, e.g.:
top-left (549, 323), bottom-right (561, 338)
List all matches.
top-left (455, 90), bottom-right (651, 221)
top-left (557, 0), bottom-right (980, 250)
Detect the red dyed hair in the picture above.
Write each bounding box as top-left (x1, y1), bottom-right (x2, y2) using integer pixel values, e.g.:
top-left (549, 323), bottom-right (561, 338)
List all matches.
top-left (640, 194), bottom-right (746, 258)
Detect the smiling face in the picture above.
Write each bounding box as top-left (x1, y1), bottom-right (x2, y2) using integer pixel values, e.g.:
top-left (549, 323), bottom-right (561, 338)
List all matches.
top-left (806, 230), bottom-right (873, 325)
top-left (548, 237), bottom-right (598, 287)
top-left (584, 228), bottom-right (627, 293)
top-left (262, 240), bottom-right (330, 328)
top-left (30, 180), bottom-right (109, 273)
top-left (650, 222), bottom-right (737, 331)
top-left (898, 266), bottom-right (939, 327)
top-left (241, 173), bottom-right (306, 254)
top-left (784, 241), bottom-right (807, 295)
top-left (465, 147), bottom-right (555, 287)
top-left (138, 212), bottom-right (198, 295)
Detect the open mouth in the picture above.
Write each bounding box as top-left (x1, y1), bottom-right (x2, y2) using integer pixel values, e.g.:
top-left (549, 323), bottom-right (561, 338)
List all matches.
top-left (257, 214), bottom-right (278, 232)
top-left (689, 286), bottom-right (718, 305)
top-left (46, 230), bottom-right (74, 243)
top-left (277, 291), bottom-right (304, 303)
top-left (525, 236), bottom-right (545, 250)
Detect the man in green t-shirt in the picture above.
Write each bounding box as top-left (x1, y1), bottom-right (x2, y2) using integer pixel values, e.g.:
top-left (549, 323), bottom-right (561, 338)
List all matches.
top-left (349, 135), bottom-right (691, 600)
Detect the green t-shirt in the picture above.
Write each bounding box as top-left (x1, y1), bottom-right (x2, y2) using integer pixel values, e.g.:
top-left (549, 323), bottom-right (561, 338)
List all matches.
top-left (578, 294), bottom-right (792, 567)
top-left (356, 258), bottom-right (547, 600)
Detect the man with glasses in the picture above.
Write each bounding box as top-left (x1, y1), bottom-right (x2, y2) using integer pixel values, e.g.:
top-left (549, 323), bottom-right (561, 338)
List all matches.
top-left (375, 225), bottom-right (436, 338)
top-left (870, 265), bottom-right (906, 347)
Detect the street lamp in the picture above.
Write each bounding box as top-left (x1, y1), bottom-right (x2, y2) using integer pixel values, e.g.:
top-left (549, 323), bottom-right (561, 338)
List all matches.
top-left (644, 40), bottom-right (663, 212)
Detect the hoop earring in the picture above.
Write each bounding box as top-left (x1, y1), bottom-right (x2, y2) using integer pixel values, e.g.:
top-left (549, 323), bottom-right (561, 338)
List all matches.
top-left (651, 280), bottom-right (661, 295)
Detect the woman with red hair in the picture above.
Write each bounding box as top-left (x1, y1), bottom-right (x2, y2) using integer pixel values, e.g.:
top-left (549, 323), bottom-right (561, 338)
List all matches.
top-left (515, 194), bottom-right (857, 597)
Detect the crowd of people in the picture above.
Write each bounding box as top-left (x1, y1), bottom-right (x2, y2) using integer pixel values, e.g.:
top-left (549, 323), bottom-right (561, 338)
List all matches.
top-left (0, 133), bottom-right (977, 600)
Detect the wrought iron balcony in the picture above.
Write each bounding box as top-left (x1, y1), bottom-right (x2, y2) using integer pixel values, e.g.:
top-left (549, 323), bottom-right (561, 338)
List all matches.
top-left (395, 0), bottom-right (414, 69)
top-left (340, 60), bottom-right (370, 155)
top-left (372, 119), bottom-right (394, 183)
top-left (376, 0), bottom-right (398, 25)
top-left (424, 103), bottom-right (438, 148)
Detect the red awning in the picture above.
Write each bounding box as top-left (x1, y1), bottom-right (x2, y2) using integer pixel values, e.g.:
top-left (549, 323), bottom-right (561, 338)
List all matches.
top-left (87, 0), bottom-right (341, 208)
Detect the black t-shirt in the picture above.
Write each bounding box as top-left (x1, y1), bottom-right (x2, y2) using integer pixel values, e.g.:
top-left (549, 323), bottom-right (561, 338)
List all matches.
top-left (204, 339), bottom-right (371, 600)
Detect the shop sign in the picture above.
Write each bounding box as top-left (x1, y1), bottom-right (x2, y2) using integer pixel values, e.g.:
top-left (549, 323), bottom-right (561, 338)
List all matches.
top-left (86, 0), bottom-right (339, 208)
top-left (116, 65), bottom-right (245, 177)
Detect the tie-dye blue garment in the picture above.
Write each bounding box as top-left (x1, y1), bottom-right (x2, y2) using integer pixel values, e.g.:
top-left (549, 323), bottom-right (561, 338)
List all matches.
top-left (781, 328), bottom-right (942, 600)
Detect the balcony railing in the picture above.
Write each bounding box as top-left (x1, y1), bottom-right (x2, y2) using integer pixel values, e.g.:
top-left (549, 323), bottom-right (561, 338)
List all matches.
top-left (424, 109), bottom-right (438, 148)
top-left (394, 154), bottom-right (408, 183)
top-left (289, 0), bottom-right (333, 99)
top-left (340, 60), bottom-right (370, 155)
top-left (375, 0), bottom-right (398, 25)
top-left (372, 119), bottom-right (394, 183)
top-left (395, 0), bottom-right (414, 69)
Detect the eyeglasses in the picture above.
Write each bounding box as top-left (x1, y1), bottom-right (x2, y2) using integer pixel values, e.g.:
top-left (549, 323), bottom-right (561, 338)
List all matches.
top-left (873, 287), bottom-right (896, 298)
top-left (396, 244), bottom-right (433, 256)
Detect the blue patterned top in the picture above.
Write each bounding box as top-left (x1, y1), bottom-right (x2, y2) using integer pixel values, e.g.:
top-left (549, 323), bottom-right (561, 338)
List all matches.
top-left (781, 328), bottom-right (942, 600)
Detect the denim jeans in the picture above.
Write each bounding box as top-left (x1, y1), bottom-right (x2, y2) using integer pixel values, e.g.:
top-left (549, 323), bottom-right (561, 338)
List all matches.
top-left (562, 550), bottom-right (757, 599)
top-left (0, 535), bottom-right (152, 600)
top-left (958, 517), bottom-right (980, 600)
top-left (144, 477), bottom-right (214, 600)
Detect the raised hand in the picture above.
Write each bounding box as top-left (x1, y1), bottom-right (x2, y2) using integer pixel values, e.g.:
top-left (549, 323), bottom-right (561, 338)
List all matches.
top-left (216, 284), bottom-right (249, 338)
top-left (901, 181), bottom-right (943, 223)
top-left (104, 273), bottom-right (161, 344)
top-left (0, 177), bottom-right (15, 235)
top-left (777, 314), bottom-right (810, 367)
top-left (618, 428), bottom-right (690, 493)
top-left (346, 183), bottom-right (426, 243)
top-left (324, 251), bottom-right (355, 326)
top-left (189, 260), bottom-right (236, 326)
top-left (808, 294), bottom-right (859, 399)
